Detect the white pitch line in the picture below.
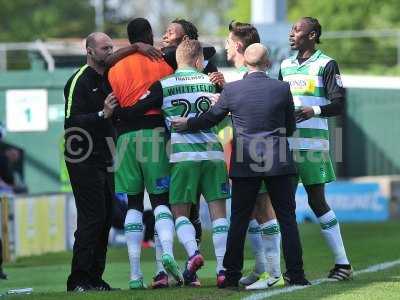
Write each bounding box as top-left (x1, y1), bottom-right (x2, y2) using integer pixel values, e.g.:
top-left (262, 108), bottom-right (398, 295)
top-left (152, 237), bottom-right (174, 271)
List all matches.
top-left (243, 259), bottom-right (400, 300)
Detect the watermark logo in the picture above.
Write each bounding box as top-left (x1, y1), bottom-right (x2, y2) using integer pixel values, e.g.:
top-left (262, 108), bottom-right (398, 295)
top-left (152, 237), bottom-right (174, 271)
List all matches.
top-left (64, 127), bottom-right (93, 163)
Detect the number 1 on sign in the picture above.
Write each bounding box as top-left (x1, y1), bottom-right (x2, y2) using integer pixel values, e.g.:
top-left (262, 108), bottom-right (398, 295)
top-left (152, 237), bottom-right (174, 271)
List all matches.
top-left (24, 108), bottom-right (32, 123)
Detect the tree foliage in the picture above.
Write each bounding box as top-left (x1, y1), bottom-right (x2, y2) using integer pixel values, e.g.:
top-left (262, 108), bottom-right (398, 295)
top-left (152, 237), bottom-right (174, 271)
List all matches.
top-left (0, 0), bottom-right (95, 42)
top-left (225, 0), bottom-right (251, 24)
top-left (287, 0), bottom-right (400, 71)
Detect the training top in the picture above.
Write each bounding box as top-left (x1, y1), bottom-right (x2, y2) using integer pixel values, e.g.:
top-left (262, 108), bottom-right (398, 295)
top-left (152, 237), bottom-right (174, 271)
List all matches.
top-left (64, 65), bottom-right (115, 165)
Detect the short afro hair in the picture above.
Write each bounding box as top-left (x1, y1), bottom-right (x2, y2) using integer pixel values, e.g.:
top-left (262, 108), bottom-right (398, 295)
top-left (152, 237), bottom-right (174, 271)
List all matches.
top-left (172, 18), bottom-right (199, 40)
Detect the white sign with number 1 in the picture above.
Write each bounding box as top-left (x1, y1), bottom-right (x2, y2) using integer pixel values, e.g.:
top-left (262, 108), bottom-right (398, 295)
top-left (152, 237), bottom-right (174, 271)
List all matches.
top-left (6, 89), bottom-right (48, 132)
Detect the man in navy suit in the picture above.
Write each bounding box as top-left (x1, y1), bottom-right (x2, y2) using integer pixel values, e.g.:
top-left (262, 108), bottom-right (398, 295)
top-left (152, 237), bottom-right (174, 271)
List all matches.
top-left (173, 43), bottom-right (309, 288)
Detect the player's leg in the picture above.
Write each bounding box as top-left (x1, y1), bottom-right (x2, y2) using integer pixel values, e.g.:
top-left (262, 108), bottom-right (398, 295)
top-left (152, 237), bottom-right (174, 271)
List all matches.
top-left (152, 231), bottom-right (168, 288)
top-left (257, 193), bottom-right (282, 279)
top-left (115, 131), bottom-right (146, 289)
top-left (189, 201), bottom-right (202, 246)
top-left (298, 150), bottom-right (352, 280)
top-left (142, 127), bottom-right (181, 286)
top-left (170, 161), bottom-right (204, 286)
top-left (246, 191), bottom-right (284, 290)
top-left (243, 194), bottom-right (267, 284)
top-left (201, 159), bottom-right (230, 287)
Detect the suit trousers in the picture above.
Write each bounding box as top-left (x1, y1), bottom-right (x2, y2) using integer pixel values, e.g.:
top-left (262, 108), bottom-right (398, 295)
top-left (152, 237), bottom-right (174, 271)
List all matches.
top-left (66, 161), bottom-right (114, 289)
top-left (223, 175), bottom-right (304, 283)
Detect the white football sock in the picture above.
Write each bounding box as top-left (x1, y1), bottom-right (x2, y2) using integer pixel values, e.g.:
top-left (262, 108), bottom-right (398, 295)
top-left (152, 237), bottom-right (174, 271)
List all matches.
top-left (154, 232), bottom-right (166, 274)
top-left (248, 219), bottom-right (267, 274)
top-left (175, 216), bottom-right (198, 257)
top-left (260, 219), bottom-right (282, 277)
top-left (212, 218), bottom-right (228, 273)
top-left (124, 209), bottom-right (144, 280)
top-left (319, 210), bottom-right (350, 265)
top-left (154, 205), bottom-right (174, 257)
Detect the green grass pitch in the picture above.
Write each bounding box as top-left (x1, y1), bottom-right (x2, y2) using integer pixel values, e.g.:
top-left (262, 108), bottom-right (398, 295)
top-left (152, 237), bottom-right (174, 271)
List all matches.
top-left (1, 222), bottom-right (399, 299)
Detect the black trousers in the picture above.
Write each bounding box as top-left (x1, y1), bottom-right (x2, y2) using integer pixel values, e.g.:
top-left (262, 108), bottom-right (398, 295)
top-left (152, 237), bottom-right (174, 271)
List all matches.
top-left (66, 161), bottom-right (114, 289)
top-left (223, 175), bottom-right (304, 283)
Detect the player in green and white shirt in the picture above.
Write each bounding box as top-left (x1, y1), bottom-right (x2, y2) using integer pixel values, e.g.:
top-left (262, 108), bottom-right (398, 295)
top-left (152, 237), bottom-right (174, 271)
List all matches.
top-left (118, 40), bottom-right (230, 287)
top-left (279, 17), bottom-right (352, 280)
top-left (209, 21), bottom-right (283, 290)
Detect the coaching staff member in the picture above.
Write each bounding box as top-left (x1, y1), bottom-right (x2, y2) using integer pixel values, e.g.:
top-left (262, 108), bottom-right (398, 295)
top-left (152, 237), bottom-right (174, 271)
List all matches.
top-left (173, 43), bottom-right (309, 287)
top-left (64, 32), bottom-right (118, 292)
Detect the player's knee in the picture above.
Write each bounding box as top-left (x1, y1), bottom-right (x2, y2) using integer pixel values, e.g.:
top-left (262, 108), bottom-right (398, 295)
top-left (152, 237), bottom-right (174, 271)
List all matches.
top-left (172, 204), bottom-right (190, 218)
top-left (127, 193), bottom-right (144, 212)
top-left (149, 192), bottom-right (169, 209)
top-left (308, 197), bottom-right (330, 217)
top-left (209, 199), bottom-right (226, 220)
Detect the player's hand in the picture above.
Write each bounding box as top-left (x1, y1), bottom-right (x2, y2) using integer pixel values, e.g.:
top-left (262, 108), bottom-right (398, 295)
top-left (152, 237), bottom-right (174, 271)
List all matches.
top-left (103, 93), bottom-right (119, 118)
top-left (210, 93), bottom-right (220, 106)
top-left (135, 42), bottom-right (163, 61)
top-left (209, 72), bottom-right (225, 87)
top-left (295, 106), bottom-right (314, 123)
top-left (171, 117), bottom-right (189, 131)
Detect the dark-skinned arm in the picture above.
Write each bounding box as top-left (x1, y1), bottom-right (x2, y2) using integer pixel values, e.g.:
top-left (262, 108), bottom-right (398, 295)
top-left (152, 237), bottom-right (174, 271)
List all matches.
top-left (105, 42), bottom-right (163, 67)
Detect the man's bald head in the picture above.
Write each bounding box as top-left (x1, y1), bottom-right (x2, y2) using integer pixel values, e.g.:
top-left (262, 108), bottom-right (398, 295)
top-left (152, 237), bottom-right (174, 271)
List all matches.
top-left (85, 32), bottom-right (111, 49)
top-left (244, 43), bottom-right (270, 71)
top-left (85, 32), bottom-right (113, 69)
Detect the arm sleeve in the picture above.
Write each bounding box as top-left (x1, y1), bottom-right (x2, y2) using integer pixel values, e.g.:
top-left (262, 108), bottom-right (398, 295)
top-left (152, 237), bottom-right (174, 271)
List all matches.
top-left (201, 44), bottom-right (216, 60)
top-left (320, 60), bottom-right (345, 117)
top-left (203, 61), bottom-right (218, 74)
top-left (285, 87), bottom-right (296, 137)
top-left (162, 46), bottom-right (178, 70)
top-left (65, 80), bottom-right (105, 128)
top-left (114, 81), bottom-right (163, 120)
top-left (187, 87), bottom-right (230, 131)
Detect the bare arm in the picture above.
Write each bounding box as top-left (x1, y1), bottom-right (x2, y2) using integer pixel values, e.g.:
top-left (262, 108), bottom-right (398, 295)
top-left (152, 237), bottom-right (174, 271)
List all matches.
top-left (105, 42), bottom-right (163, 67)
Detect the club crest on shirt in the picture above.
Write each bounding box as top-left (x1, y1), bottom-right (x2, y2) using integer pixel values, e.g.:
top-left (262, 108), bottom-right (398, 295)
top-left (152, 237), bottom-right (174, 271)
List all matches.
top-left (335, 74), bottom-right (343, 87)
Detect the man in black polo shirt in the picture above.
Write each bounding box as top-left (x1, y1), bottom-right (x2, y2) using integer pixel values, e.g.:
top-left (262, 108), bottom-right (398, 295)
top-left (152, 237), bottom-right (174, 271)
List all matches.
top-left (64, 32), bottom-right (118, 292)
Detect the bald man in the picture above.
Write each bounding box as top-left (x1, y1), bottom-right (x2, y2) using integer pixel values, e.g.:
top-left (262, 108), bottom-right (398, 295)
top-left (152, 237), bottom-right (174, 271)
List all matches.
top-left (244, 43), bottom-right (270, 66)
top-left (173, 42), bottom-right (309, 288)
top-left (64, 32), bottom-right (118, 292)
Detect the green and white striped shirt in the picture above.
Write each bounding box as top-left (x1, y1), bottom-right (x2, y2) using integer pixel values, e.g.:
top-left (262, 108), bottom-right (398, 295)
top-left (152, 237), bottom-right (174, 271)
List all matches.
top-left (280, 50), bottom-right (333, 151)
top-left (160, 68), bottom-right (225, 163)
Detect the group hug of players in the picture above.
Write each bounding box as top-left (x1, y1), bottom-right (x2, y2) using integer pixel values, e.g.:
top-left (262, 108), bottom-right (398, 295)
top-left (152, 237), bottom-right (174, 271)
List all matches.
top-left (65, 16), bottom-right (352, 291)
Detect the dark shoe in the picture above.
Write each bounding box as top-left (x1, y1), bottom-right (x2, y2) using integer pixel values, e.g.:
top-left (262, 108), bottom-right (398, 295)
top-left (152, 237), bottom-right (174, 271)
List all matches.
top-left (0, 269), bottom-right (7, 280)
top-left (183, 270), bottom-right (201, 287)
top-left (283, 272), bottom-right (311, 286)
top-left (68, 284), bottom-right (93, 292)
top-left (92, 279), bottom-right (120, 291)
top-left (216, 270), bottom-right (226, 288)
top-left (218, 276), bottom-right (239, 290)
top-left (151, 271), bottom-right (169, 289)
top-left (328, 265), bottom-right (353, 281)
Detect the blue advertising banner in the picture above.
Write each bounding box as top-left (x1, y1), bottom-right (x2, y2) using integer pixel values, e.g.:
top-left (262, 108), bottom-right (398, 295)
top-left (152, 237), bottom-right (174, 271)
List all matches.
top-left (199, 181), bottom-right (389, 229)
top-left (295, 182), bottom-right (389, 223)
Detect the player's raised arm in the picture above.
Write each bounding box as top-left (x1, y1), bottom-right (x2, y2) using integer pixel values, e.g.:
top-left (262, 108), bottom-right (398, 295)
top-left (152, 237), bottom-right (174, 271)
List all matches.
top-left (105, 42), bottom-right (163, 67)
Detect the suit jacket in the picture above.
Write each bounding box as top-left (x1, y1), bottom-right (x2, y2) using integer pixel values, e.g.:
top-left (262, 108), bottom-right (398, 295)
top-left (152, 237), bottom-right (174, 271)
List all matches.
top-left (187, 71), bottom-right (297, 177)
